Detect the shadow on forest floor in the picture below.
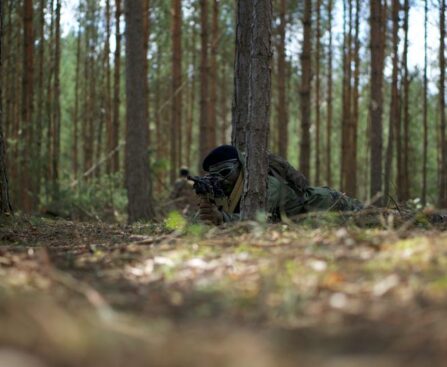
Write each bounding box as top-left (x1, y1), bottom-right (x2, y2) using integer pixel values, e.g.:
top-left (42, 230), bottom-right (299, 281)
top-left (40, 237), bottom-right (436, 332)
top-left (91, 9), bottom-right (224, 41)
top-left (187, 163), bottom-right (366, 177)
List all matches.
top-left (1, 215), bottom-right (447, 366)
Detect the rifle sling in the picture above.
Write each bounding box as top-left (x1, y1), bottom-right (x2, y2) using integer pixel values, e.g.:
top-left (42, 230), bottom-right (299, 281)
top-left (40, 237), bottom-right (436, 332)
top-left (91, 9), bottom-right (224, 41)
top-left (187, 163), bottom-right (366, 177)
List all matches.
top-left (228, 171), bottom-right (244, 213)
top-left (214, 171), bottom-right (243, 214)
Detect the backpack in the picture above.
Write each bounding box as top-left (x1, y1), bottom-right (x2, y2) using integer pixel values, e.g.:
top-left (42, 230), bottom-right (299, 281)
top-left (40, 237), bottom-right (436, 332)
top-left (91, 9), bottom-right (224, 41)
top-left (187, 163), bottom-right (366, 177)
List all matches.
top-left (267, 153), bottom-right (309, 196)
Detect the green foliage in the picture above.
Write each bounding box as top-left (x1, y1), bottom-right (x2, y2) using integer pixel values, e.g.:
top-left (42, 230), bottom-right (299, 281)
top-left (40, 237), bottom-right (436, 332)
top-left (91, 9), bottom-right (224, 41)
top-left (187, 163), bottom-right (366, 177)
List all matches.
top-left (165, 211), bottom-right (187, 231)
top-left (42, 173), bottom-right (127, 222)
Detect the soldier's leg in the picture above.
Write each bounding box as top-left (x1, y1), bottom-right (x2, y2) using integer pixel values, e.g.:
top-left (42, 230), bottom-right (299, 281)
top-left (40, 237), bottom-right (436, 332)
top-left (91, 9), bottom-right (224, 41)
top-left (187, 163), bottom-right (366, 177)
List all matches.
top-left (303, 187), bottom-right (364, 212)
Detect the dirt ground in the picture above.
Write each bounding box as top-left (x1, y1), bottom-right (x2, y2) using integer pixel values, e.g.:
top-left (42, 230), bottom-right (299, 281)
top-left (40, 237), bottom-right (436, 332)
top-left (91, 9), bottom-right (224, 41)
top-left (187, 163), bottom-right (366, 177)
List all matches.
top-left (1, 214), bottom-right (447, 367)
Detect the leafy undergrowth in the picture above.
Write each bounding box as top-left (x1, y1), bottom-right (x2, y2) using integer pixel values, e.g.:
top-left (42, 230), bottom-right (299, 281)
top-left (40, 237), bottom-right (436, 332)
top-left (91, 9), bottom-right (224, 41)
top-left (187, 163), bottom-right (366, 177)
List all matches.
top-left (1, 215), bottom-right (447, 366)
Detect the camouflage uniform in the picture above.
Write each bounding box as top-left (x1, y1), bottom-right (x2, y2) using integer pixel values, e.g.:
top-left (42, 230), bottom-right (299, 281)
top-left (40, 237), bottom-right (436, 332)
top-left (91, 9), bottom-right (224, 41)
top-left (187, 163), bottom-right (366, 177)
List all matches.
top-left (200, 145), bottom-right (364, 223)
top-left (222, 175), bottom-right (364, 222)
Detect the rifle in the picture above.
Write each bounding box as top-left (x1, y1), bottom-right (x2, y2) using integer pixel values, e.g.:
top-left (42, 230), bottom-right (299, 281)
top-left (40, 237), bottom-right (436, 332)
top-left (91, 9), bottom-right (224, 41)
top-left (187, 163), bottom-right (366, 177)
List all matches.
top-left (187, 175), bottom-right (226, 205)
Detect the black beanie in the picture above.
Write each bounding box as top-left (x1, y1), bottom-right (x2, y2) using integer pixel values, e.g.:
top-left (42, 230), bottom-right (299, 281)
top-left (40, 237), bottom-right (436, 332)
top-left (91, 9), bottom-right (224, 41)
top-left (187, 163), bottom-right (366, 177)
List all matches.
top-left (202, 145), bottom-right (239, 171)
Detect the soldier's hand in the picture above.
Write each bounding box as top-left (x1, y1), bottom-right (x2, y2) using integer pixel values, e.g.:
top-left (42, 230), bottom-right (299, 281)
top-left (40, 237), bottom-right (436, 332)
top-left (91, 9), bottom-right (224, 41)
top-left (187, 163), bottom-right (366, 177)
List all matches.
top-left (198, 200), bottom-right (223, 225)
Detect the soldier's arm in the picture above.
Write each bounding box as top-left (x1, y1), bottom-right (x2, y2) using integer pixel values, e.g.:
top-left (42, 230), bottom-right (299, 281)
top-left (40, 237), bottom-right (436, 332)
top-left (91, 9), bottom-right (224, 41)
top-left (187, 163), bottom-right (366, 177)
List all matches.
top-left (268, 176), bottom-right (306, 219)
top-left (268, 153), bottom-right (309, 193)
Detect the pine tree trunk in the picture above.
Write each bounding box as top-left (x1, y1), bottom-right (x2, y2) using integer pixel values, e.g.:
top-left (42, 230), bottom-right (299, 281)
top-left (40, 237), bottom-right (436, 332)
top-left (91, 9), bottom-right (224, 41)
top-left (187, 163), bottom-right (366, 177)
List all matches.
top-left (45, 0), bottom-right (54, 197)
top-left (124, 0), bottom-right (154, 222)
top-left (52, 0), bottom-right (61, 196)
top-left (314, 0), bottom-right (321, 185)
top-left (35, 0), bottom-right (45, 205)
top-left (209, 0), bottom-right (218, 150)
top-left (401, 0), bottom-right (410, 201)
top-left (199, 0), bottom-right (210, 167)
top-left (299, 0), bottom-right (312, 179)
top-left (276, 0), bottom-right (288, 159)
top-left (422, 0), bottom-right (428, 205)
top-left (73, 27), bottom-right (81, 179)
top-left (170, 0), bottom-right (182, 183)
top-left (326, 0), bottom-right (333, 187)
top-left (112, 0), bottom-right (121, 173)
top-left (104, 0), bottom-right (112, 175)
top-left (385, 0), bottom-right (400, 203)
top-left (186, 20), bottom-right (196, 168)
top-left (369, 0), bottom-right (386, 203)
top-left (347, 0), bottom-right (360, 197)
top-left (341, 0), bottom-right (353, 194)
top-left (231, 0), bottom-right (252, 153)
top-left (0, 1), bottom-right (12, 214)
top-left (439, 0), bottom-right (447, 207)
top-left (241, 0), bottom-right (272, 220)
top-left (21, 0), bottom-right (34, 211)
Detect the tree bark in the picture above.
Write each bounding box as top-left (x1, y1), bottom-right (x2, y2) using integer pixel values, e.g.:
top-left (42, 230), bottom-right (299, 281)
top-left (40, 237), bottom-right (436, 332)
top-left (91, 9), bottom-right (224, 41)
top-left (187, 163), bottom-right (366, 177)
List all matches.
top-left (439, 0), bottom-right (447, 207)
top-left (21, 0), bottom-right (34, 211)
top-left (199, 0), bottom-right (211, 166)
top-left (276, 0), bottom-right (288, 159)
top-left (170, 0), bottom-right (182, 183)
top-left (209, 0), bottom-right (218, 150)
top-left (348, 0), bottom-right (360, 197)
top-left (231, 0), bottom-right (252, 153)
top-left (124, 0), bottom-right (154, 222)
top-left (52, 0), bottom-right (61, 195)
top-left (341, 0), bottom-right (353, 194)
top-left (422, 0), bottom-right (428, 205)
top-left (0, 1), bottom-right (13, 214)
top-left (241, 0), bottom-right (272, 220)
top-left (186, 19), bottom-right (196, 169)
top-left (104, 0), bottom-right (112, 175)
top-left (315, 0), bottom-right (322, 185)
top-left (112, 0), bottom-right (121, 173)
top-left (299, 0), bottom-right (312, 180)
top-left (326, 0), bottom-right (333, 187)
top-left (369, 0), bottom-right (386, 203)
top-left (385, 0), bottom-right (400, 203)
top-left (401, 0), bottom-right (410, 201)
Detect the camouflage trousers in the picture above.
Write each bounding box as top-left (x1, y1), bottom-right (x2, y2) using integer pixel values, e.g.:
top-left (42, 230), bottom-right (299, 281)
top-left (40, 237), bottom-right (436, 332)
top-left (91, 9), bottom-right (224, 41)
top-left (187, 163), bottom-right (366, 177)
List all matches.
top-left (301, 187), bottom-right (364, 212)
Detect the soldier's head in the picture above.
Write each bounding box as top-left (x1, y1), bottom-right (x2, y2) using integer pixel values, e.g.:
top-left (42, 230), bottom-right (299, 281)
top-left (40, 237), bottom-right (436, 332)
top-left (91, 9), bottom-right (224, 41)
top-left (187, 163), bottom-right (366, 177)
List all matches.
top-left (179, 167), bottom-right (189, 177)
top-left (203, 145), bottom-right (242, 195)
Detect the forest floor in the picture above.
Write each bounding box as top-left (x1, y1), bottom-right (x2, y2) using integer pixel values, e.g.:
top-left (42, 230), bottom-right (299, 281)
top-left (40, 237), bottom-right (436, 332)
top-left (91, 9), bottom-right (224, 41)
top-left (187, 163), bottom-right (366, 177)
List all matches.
top-left (1, 213), bottom-right (447, 367)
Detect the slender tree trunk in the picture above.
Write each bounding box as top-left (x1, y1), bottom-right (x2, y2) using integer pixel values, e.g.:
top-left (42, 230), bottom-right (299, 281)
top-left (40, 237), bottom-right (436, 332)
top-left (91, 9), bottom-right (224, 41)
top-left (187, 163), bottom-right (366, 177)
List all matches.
top-left (124, 0), bottom-right (154, 222)
top-left (220, 62), bottom-right (229, 144)
top-left (21, 0), bottom-right (34, 211)
top-left (209, 0), bottom-right (218, 149)
top-left (326, 0), bottom-right (333, 187)
top-left (34, 0), bottom-right (46, 205)
top-left (439, 0), bottom-right (447, 207)
top-left (73, 27), bottom-right (81, 179)
top-left (0, 1), bottom-right (12, 214)
top-left (341, 0), bottom-right (353, 194)
top-left (112, 0), bottom-right (121, 173)
top-left (422, 0), bottom-right (428, 205)
top-left (401, 0), bottom-right (410, 201)
top-left (199, 0), bottom-right (210, 166)
top-left (241, 0), bottom-right (272, 220)
top-left (231, 0), bottom-right (252, 153)
top-left (276, 0), bottom-right (288, 159)
top-left (45, 0), bottom-right (54, 197)
top-left (104, 0), bottom-right (112, 175)
top-left (155, 46), bottom-right (162, 192)
top-left (186, 20), bottom-right (197, 168)
top-left (369, 0), bottom-right (386, 202)
top-left (300, 0), bottom-right (312, 179)
top-left (348, 0), bottom-right (360, 197)
top-left (385, 0), bottom-right (400, 203)
top-left (52, 0), bottom-right (61, 196)
top-left (314, 0), bottom-right (321, 184)
top-left (170, 0), bottom-right (182, 183)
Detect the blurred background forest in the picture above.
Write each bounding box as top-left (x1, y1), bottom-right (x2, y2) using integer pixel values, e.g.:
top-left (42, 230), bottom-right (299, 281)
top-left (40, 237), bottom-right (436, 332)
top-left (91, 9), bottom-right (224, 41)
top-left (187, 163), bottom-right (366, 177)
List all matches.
top-left (1, 0), bottom-right (446, 221)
